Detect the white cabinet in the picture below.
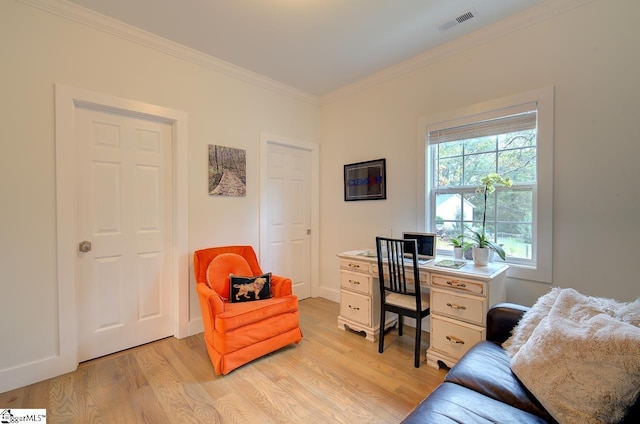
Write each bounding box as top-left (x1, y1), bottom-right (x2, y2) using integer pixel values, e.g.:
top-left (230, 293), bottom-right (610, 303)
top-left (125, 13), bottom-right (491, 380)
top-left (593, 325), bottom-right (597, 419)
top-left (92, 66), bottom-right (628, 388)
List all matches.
top-left (431, 289), bottom-right (485, 325)
top-left (430, 315), bottom-right (484, 361)
top-left (337, 257), bottom-right (396, 341)
top-left (339, 291), bottom-right (371, 326)
top-left (337, 250), bottom-right (507, 368)
top-left (426, 271), bottom-right (506, 369)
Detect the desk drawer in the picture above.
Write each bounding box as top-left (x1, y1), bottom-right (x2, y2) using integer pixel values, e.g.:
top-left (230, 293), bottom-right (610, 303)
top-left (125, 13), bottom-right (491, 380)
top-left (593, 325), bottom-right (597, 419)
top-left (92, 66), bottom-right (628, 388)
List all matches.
top-left (371, 264), bottom-right (429, 285)
top-left (340, 270), bottom-right (371, 295)
top-left (431, 315), bottom-right (483, 360)
top-left (431, 274), bottom-right (484, 295)
top-left (340, 259), bottom-right (370, 274)
top-left (340, 290), bottom-right (371, 326)
top-left (431, 288), bottom-right (485, 326)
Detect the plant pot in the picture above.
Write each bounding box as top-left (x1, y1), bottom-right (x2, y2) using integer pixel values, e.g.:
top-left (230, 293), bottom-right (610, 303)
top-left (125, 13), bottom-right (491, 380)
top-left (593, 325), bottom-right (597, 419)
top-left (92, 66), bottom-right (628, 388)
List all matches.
top-left (453, 247), bottom-right (464, 259)
top-left (472, 247), bottom-right (489, 266)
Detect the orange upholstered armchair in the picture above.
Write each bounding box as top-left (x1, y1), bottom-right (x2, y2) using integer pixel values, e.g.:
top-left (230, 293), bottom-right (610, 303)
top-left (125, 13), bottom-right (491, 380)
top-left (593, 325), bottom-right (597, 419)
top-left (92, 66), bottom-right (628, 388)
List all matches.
top-left (193, 246), bottom-right (303, 375)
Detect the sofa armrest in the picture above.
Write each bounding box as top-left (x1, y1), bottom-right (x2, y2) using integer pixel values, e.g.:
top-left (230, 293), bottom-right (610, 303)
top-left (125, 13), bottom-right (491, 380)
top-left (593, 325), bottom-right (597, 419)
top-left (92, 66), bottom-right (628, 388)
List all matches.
top-left (486, 302), bottom-right (529, 345)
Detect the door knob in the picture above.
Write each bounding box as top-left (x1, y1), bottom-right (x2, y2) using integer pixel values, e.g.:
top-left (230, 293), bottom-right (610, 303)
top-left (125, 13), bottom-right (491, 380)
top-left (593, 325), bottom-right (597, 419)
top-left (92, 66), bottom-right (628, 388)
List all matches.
top-left (78, 241), bottom-right (92, 253)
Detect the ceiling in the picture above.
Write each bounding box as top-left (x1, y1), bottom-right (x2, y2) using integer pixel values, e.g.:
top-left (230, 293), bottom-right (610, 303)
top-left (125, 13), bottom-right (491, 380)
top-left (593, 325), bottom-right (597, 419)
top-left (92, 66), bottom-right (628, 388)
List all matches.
top-left (66, 0), bottom-right (546, 96)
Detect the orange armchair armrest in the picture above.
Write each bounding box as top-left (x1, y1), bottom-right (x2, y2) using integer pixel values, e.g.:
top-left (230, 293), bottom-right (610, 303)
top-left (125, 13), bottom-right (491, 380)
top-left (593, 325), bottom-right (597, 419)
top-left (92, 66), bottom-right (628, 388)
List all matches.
top-left (270, 274), bottom-right (293, 297)
top-left (196, 283), bottom-right (226, 333)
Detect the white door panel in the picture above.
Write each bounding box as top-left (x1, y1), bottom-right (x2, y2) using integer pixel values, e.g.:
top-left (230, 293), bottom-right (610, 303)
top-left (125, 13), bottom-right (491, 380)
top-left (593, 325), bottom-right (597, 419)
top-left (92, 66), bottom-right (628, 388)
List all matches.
top-left (75, 106), bottom-right (173, 362)
top-left (264, 143), bottom-right (311, 299)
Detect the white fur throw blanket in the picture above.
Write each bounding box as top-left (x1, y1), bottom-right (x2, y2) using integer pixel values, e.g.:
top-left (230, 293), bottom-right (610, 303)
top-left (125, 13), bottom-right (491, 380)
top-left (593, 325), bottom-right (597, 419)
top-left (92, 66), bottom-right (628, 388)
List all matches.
top-left (509, 288), bottom-right (640, 424)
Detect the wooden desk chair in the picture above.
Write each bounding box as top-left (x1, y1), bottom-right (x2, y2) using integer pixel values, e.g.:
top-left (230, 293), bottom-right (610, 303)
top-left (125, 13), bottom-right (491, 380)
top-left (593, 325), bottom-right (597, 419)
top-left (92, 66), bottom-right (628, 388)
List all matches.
top-left (376, 236), bottom-right (431, 368)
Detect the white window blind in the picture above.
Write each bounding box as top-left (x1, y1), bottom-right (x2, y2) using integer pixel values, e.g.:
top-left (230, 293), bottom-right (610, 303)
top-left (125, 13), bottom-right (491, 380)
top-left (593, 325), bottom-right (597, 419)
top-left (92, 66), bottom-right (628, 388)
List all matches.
top-left (428, 111), bottom-right (537, 145)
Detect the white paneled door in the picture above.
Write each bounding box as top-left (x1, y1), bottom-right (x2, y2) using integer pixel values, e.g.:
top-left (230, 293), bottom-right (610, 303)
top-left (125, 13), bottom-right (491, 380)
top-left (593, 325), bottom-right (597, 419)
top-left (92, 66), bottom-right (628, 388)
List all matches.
top-left (264, 142), bottom-right (311, 299)
top-left (75, 106), bottom-right (173, 362)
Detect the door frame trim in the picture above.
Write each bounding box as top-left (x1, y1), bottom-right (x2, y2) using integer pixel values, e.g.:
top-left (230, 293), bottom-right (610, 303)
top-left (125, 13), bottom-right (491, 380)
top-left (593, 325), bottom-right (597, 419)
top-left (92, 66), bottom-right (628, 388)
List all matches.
top-left (259, 132), bottom-right (319, 298)
top-left (54, 84), bottom-right (189, 372)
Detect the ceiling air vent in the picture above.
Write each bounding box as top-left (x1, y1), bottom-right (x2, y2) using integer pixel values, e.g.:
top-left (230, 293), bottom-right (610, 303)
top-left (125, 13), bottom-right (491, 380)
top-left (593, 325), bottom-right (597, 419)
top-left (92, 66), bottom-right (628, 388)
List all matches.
top-left (456, 10), bottom-right (475, 24)
top-left (438, 8), bottom-right (477, 31)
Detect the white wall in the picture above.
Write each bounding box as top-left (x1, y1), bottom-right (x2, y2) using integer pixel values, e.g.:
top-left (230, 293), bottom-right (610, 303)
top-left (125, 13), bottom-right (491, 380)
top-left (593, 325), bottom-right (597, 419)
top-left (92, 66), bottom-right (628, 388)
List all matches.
top-left (0, 1), bottom-right (318, 392)
top-left (319, 0), bottom-right (640, 305)
top-left (3, 0), bottom-right (640, 394)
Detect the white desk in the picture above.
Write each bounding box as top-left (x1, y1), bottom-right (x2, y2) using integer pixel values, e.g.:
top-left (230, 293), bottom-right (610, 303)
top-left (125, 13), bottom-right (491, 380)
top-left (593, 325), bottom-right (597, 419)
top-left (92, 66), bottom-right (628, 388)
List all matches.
top-left (337, 249), bottom-right (508, 369)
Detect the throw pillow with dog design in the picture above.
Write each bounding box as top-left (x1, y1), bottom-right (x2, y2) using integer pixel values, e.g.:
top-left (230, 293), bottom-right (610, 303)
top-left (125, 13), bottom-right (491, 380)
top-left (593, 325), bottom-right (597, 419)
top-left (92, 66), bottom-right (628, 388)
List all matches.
top-left (229, 273), bottom-right (272, 302)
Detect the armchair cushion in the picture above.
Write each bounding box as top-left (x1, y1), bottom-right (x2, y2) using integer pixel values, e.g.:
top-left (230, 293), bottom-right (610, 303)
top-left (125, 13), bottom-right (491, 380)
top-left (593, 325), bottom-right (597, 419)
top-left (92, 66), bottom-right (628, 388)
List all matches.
top-left (229, 273), bottom-right (271, 302)
top-left (214, 295), bottom-right (299, 333)
top-left (206, 253), bottom-right (252, 298)
top-left (213, 297), bottom-right (300, 354)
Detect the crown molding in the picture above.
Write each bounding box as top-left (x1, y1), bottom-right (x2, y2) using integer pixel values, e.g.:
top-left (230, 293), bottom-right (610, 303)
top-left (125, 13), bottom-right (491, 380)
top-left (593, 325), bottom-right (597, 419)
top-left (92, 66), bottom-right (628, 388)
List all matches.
top-left (320, 0), bottom-right (597, 105)
top-left (17, 0), bottom-right (320, 106)
top-left (18, 0), bottom-right (596, 106)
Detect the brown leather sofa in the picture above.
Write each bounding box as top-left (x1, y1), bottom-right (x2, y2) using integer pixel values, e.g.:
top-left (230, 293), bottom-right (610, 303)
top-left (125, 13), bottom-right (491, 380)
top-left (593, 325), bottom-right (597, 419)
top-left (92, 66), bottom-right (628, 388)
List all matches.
top-left (402, 303), bottom-right (640, 423)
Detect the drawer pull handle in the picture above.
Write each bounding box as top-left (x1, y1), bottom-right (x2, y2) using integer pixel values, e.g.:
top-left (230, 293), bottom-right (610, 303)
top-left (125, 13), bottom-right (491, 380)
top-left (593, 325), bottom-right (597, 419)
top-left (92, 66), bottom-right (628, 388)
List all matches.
top-left (446, 281), bottom-right (466, 288)
top-left (446, 303), bottom-right (467, 310)
top-left (445, 335), bottom-right (465, 345)
top-left (348, 279), bottom-right (361, 285)
top-left (348, 305), bottom-right (360, 311)
top-left (348, 263), bottom-right (360, 268)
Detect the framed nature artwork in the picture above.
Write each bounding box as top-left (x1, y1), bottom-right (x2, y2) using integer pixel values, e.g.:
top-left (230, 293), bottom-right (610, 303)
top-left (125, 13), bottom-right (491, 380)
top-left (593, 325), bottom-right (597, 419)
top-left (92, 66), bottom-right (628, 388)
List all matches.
top-left (344, 158), bottom-right (386, 201)
top-left (208, 145), bottom-right (246, 197)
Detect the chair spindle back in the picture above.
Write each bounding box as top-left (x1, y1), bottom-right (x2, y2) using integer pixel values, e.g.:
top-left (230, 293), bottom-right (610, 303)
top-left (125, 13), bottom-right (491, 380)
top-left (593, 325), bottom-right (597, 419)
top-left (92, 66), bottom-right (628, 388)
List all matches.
top-left (376, 237), bottom-right (420, 296)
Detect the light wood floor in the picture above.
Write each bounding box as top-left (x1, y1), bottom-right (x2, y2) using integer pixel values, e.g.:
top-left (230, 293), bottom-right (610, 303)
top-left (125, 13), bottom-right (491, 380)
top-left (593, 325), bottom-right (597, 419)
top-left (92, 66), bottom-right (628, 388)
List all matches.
top-left (0, 298), bottom-right (447, 423)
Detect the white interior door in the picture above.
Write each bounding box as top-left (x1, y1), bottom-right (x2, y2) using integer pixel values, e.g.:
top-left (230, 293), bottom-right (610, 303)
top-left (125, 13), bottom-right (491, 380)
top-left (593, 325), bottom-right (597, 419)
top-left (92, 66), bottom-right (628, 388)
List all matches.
top-left (75, 106), bottom-right (173, 362)
top-left (264, 142), bottom-right (311, 299)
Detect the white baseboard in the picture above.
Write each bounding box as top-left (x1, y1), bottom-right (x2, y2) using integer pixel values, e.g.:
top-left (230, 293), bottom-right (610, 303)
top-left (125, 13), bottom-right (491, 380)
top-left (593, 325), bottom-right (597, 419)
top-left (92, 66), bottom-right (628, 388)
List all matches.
top-left (0, 354), bottom-right (76, 394)
top-left (1, 317), bottom-right (205, 393)
top-left (316, 288), bottom-right (340, 303)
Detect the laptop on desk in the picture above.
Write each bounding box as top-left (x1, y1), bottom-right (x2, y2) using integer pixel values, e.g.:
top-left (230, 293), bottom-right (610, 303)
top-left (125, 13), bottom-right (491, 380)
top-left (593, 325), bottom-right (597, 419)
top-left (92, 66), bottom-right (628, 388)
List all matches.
top-left (402, 232), bottom-right (436, 264)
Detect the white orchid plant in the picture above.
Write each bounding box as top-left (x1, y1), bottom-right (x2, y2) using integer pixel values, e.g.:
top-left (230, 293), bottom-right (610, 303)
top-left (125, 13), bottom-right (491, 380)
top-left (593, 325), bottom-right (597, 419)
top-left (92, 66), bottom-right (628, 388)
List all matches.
top-left (469, 173), bottom-right (512, 260)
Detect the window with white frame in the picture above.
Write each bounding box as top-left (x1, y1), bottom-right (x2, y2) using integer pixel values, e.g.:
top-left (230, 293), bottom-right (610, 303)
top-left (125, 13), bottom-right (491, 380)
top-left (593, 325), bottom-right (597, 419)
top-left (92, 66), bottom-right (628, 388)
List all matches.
top-left (422, 87), bottom-right (554, 283)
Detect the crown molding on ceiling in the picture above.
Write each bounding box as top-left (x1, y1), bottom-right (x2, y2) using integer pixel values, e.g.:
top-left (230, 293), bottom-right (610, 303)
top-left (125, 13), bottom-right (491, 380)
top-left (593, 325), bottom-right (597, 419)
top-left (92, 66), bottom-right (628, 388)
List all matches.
top-left (320, 0), bottom-right (597, 105)
top-left (17, 0), bottom-right (320, 106)
top-left (19, 0), bottom-right (597, 107)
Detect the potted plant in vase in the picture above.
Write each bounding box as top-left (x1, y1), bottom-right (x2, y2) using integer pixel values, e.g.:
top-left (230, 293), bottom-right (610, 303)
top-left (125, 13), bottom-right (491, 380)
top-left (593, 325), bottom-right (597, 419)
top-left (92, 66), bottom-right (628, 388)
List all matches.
top-left (470, 173), bottom-right (512, 265)
top-left (450, 235), bottom-right (473, 260)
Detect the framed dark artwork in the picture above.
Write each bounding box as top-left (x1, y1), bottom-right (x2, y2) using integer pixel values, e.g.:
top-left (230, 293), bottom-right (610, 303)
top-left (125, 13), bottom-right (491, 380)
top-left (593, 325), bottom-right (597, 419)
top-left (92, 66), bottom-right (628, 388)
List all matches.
top-left (344, 158), bottom-right (386, 201)
top-left (208, 144), bottom-right (246, 197)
